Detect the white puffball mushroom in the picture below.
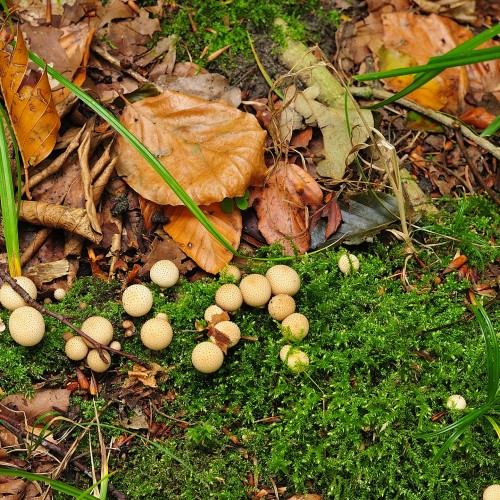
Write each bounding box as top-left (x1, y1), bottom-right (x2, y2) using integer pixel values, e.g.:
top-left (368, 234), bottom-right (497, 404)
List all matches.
top-left (0, 277), bottom-right (38, 311)
top-left (215, 284), bottom-right (243, 312)
top-left (150, 260), bottom-right (179, 288)
top-left (338, 254), bottom-right (360, 274)
top-left (109, 340), bottom-right (122, 351)
top-left (281, 313), bottom-right (309, 341)
top-left (191, 342), bottom-right (224, 373)
top-left (211, 320), bottom-right (241, 348)
top-left (156, 312), bottom-right (169, 321)
top-left (239, 274), bottom-right (272, 307)
top-left (122, 284), bottom-right (153, 317)
top-left (265, 265), bottom-right (301, 296)
top-left (279, 344), bottom-right (292, 361)
top-left (86, 349), bottom-right (111, 373)
top-left (54, 288), bottom-right (67, 301)
top-left (268, 294), bottom-right (296, 321)
top-left (446, 394), bottom-right (467, 410)
top-left (141, 317), bottom-right (173, 350)
top-left (65, 336), bottom-right (89, 361)
top-left (287, 350), bottom-right (309, 373)
top-left (204, 304), bottom-right (225, 323)
top-left (81, 316), bottom-right (114, 347)
top-left (8, 306), bottom-right (45, 346)
top-left (483, 484), bottom-right (500, 500)
top-left (220, 264), bottom-right (241, 282)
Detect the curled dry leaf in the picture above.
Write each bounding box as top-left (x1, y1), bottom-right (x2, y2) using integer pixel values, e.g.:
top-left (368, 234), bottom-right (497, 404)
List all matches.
top-left (0, 27), bottom-right (60, 167)
top-left (254, 162), bottom-right (323, 255)
top-left (0, 478), bottom-right (25, 499)
top-left (115, 90), bottom-right (267, 206)
top-left (163, 203), bottom-right (242, 274)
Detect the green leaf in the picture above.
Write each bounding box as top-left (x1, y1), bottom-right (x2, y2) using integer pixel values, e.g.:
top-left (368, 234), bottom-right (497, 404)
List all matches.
top-left (220, 197), bottom-right (235, 213)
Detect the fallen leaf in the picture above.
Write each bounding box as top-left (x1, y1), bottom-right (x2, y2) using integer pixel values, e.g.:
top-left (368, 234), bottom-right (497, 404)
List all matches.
top-left (254, 161), bottom-right (323, 254)
top-left (443, 254), bottom-right (468, 274)
top-left (0, 478), bottom-right (26, 499)
top-left (164, 203), bottom-right (241, 274)
top-left (124, 363), bottom-right (167, 388)
top-left (459, 107), bottom-right (497, 129)
top-left (0, 27), bottom-right (60, 167)
top-left (207, 325), bottom-right (232, 354)
top-left (115, 89), bottom-right (267, 206)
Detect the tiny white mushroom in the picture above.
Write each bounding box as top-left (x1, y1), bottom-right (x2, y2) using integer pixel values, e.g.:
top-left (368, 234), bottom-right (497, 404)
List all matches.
top-left (204, 304), bottom-right (226, 323)
top-left (0, 277), bottom-right (38, 311)
top-left (109, 340), bottom-right (122, 351)
top-left (53, 288), bottom-right (67, 301)
top-left (287, 350), bottom-right (309, 373)
top-left (65, 336), bottom-right (89, 361)
top-left (268, 294), bottom-right (296, 321)
top-left (150, 260), bottom-right (179, 288)
top-left (446, 394), bottom-right (467, 410)
top-left (219, 264), bottom-right (242, 282)
top-left (191, 342), bottom-right (224, 373)
top-left (81, 316), bottom-right (114, 347)
top-left (338, 254), bottom-right (360, 274)
top-left (281, 313), bottom-right (309, 341)
top-left (215, 284), bottom-right (243, 312)
top-left (140, 317), bottom-right (173, 350)
top-left (483, 484), bottom-right (500, 500)
top-left (122, 284), bottom-right (153, 317)
top-left (211, 320), bottom-right (241, 348)
top-left (156, 312), bottom-right (169, 321)
top-left (279, 344), bottom-right (292, 361)
top-left (239, 274), bottom-right (272, 307)
top-left (86, 349), bottom-right (111, 373)
top-left (265, 265), bottom-right (300, 296)
top-left (8, 306), bottom-right (45, 346)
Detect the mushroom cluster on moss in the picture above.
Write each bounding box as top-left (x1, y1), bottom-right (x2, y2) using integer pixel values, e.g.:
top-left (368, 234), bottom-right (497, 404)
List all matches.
top-left (191, 341), bottom-right (224, 373)
top-left (122, 284), bottom-right (154, 317)
top-left (150, 259), bottom-right (179, 289)
top-left (8, 306), bottom-right (45, 346)
top-left (0, 276), bottom-right (38, 311)
top-left (140, 317), bottom-right (173, 350)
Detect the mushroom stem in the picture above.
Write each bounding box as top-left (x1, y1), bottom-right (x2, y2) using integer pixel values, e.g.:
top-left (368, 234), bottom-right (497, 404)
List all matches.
top-left (0, 269), bottom-right (149, 368)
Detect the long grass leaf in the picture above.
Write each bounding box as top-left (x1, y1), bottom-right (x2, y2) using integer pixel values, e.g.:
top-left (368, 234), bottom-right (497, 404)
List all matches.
top-left (480, 114), bottom-right (500, 137)
top-left (485, 416), bottom-right (500, 439)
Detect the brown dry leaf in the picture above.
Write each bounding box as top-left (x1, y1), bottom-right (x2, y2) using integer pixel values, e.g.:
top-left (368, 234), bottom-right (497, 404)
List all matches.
top-left (0, 478), bottom-right (26, 499)
top-left (254, 162), bottom-right (323, 255)
top-left (0, 27), bottom-right (60, 167)
top-left (288, 495), bottom-right (322, 500)
top-left (1, 389), bottom-right (70, 425)
top-left (19, 201), bottom-right (102, 244)
top-left (163, 203), bottom-right (241, 274)
top-left (412, 0), bottom-right (476, 23)
top-left (115, 90), bottom-right (267, 206)
top-left (208, 325), bottom-right (231, 354)
top-left (124, 363), bottom-right (167, 388)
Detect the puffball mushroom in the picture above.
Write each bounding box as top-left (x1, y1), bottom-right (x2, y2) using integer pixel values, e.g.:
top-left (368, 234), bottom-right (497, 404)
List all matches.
top-left (239, 274), bottom-right (272, 307)
top-left (266, 265), bottom-right (300, 296)
top-left (8, 306), bottom-right (45, 346)
top-left (140, 317), bottom-right (173, 350)
top-left (211, 320), bottom-right (241, 348)
top-left (150, 260), bottom-right (179, 288)
top-left (86, 349), bottom-right (111, 373)
top-left (0, 276), bottom-right (38, 311)
top-left (81, 316), bottom-right (114, 347)
top-left (215, 284), bottom-right (243, 312)
top-left (204, 304), bottom-right (225, 323)
top-left (53, 288), bottom-right (67, 301)
top-left (338, 254), bottom-right (360, 274)
top-left (446, 394), bottom-right (467, 410)
top-left (191, 341), bottom-right (224, 373)
top-left (268, 294), bottom-right (296, 321)
top-left (65, 336), bottom-right (89, 361)
top-left (122, 284), bottom-right (153, 317)
top-left (279, 344), bottom-right (292, 361)
top-left (220, 264), bottom-right (241, 282)
top-left (483, 484), bottom-right (500, 500)
top-left (287, 350), bottom-right (309, 373)
top-left (109, 340), bottom-right (122, 351)
top-left (281, 313), bottom-right (309, 341)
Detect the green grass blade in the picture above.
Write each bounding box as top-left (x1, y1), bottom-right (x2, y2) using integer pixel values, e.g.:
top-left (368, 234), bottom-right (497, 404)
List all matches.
top-left (0, 468), bottom-right (97, 498)
top-left (0, 104), bottom-right (21, 276)
top-left (480, 114), bottom-right (500, 137)
top-left (485, 415), bottom-right (500, 439)
top-left (27, 52), bottom-right (238, 256)
top-left (433, 421), bottom-right (471, 462)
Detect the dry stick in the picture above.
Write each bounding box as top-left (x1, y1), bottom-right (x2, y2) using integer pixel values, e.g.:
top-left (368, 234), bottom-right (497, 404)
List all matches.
top-left (0, 414), bottom-right (127, 500)
top-left (349, 86), bottom-right (500, 161)
top-left (454, 125), bottom-right (500, 206)
top-left (20, 228), bottom-right (53, 267)
top-left (0, 268), bottom-right (149, 368)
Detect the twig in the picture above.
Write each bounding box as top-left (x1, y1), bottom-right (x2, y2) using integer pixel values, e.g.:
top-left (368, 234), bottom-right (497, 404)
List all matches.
top-left (0, 414), bottom-right (126, 500)
top-left (349, 86), bottom-right (500, 161)
top-left (454, 126), bottom-right (500, 206)
top-left (0, 268), bottom-right (149, 368)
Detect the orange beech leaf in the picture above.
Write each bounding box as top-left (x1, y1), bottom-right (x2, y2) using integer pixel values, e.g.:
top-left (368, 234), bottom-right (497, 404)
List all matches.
top-left (0, 27), bottom-right (60, 167)
top-left (115, 90), bottom-right (267, 206)
top-left (254, 162), bottom-right (323, 255)
top-left (163, 203), bottom-right (241, 274)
